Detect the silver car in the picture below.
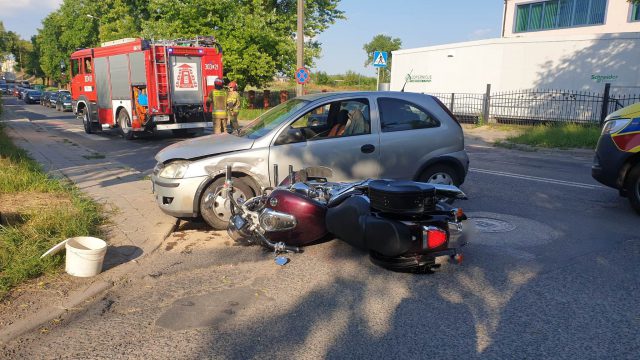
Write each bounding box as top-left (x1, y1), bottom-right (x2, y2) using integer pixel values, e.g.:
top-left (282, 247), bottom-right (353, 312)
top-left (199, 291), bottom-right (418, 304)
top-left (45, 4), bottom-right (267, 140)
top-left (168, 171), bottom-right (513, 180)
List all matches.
top-left (152, 91), bottom-right (469, 229)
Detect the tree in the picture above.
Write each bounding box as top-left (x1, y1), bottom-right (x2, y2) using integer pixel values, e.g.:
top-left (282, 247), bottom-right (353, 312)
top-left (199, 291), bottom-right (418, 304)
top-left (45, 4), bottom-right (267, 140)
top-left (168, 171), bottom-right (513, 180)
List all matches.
top-left (38, 0), bottom-right (100, 85)
top-left (363, 34), bottom-right (402, 83)
top-left (25, 35), bottom-right (45, 83)
top-left (142, 0), bottom-right (345, 90)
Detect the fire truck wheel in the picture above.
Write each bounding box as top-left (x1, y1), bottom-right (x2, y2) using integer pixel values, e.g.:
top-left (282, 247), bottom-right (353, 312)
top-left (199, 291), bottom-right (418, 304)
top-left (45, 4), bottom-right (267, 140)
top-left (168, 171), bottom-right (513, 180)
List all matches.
top-left (81, 109), bottom-right (93, 134)
top-left (118, 110), bottom-right (135, 140)
top-left (200, 176), bottom-right (255, 230)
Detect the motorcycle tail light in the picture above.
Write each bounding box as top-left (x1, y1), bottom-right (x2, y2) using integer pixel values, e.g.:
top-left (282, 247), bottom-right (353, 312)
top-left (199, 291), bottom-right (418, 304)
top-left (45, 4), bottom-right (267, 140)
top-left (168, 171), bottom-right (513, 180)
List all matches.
top-left (259, 208), bottom-right (297, 232)
top-left (422, 226), bottom-right (447, 249)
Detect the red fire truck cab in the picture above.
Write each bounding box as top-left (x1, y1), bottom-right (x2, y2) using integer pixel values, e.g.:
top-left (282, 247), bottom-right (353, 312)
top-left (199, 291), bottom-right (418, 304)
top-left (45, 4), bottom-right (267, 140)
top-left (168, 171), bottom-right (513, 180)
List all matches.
top-left (70, 37), bottom-right (223, 139)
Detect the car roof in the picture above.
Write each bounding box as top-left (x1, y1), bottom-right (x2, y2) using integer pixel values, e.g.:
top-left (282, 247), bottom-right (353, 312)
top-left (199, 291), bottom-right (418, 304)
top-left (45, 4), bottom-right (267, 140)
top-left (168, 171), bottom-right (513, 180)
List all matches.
top-left (296, 91), bottom-right (433, 102)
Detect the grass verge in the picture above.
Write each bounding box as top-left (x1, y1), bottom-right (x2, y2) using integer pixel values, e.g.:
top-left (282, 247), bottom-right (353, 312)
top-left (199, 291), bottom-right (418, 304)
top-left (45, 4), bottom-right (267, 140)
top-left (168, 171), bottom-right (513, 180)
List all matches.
top-left (0, 123), bottom-right (103, 299)
top-left (499, 123), bottom-right (601, 149)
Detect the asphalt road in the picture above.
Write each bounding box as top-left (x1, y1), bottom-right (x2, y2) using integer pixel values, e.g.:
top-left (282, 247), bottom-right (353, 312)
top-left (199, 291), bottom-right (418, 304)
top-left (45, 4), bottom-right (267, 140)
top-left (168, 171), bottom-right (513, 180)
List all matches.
top-left (2, 96), bottom-right (639, 359)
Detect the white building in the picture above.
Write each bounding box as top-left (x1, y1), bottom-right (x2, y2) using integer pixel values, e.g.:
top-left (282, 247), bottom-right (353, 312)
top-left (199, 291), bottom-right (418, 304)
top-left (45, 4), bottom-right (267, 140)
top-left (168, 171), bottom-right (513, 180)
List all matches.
top-left (391, 0), bottom-right (640, 94)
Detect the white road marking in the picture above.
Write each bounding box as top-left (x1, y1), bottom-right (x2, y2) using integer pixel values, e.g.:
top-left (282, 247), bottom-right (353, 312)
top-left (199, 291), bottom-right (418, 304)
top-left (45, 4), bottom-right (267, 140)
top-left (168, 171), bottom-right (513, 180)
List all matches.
top-left (466, 144), bottom-right (494, 149)
top-left (469, 168), bottom-right (606, 190)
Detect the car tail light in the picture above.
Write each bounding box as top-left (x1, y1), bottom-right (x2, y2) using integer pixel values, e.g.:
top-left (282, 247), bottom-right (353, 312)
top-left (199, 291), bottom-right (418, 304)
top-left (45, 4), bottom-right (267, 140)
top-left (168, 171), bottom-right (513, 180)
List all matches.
top-left (422, 226), bottom-right (447, 249)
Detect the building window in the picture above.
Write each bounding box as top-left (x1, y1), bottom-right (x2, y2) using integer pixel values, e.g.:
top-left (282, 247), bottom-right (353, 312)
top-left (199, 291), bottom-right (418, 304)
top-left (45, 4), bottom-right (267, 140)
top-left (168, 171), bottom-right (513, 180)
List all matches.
top-left (632, 3), bottom-right (640, 22)
top-left (515, 0), bottom-right (607, 33)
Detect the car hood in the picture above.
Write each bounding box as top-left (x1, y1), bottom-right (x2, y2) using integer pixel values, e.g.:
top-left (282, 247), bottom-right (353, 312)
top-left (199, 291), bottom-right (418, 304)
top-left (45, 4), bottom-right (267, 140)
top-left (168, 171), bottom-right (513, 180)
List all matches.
top-left (155, 133), bottom-right (255, 163)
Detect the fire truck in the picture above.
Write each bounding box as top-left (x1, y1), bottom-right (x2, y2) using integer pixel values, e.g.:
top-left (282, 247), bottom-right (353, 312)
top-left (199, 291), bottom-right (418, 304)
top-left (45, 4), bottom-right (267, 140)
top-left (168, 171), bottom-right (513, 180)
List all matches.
top-left (70, 37), bottom-right (223, 139)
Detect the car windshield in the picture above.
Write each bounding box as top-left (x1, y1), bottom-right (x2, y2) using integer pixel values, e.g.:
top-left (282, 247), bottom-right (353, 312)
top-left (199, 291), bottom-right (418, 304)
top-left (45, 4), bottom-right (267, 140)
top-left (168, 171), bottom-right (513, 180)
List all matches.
top-left (62, 94), bottom-right (71, 101)
top-left (237, 99), bottom-right (309, 139)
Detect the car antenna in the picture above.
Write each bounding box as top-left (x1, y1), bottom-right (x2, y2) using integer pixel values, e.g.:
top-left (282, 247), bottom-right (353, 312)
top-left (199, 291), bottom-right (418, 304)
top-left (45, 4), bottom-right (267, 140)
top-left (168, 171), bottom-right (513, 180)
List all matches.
top-left (400, 69), bottom-right (413, 92)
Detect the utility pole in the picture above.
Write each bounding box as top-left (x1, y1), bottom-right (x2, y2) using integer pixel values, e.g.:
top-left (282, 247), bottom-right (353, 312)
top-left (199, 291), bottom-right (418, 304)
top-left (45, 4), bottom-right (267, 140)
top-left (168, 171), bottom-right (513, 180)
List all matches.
top-left (296, 0), bottom-right (304, 96)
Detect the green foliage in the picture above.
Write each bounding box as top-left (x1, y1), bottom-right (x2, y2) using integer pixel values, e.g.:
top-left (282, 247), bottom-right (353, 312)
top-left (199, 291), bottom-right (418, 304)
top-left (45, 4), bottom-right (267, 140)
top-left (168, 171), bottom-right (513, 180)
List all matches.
top-left (26, 0), bottom-right (343, 90)
top-left (339, 70), bottom-right (376, 87)
top-left (0, 125), bottom-right (103, 297)
top-left (503, 123), bottom-right (601, 149)
top-left (142, 0), bottom-right (344, 90)
top-left (312, 71), bottom-right (334, 86)
top-left (363, 34), bottom-right (402, 83)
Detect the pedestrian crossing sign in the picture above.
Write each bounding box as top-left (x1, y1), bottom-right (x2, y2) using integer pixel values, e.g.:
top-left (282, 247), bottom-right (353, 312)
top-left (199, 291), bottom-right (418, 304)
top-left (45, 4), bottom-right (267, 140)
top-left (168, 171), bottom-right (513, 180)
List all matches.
top-left (373, 51), bottom-right (388, 68)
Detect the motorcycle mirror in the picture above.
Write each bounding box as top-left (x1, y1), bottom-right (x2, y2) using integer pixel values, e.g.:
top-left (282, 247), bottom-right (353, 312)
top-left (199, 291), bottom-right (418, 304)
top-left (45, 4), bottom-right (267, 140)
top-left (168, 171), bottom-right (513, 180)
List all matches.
top-left (274, 256), bottom-right (289, 266)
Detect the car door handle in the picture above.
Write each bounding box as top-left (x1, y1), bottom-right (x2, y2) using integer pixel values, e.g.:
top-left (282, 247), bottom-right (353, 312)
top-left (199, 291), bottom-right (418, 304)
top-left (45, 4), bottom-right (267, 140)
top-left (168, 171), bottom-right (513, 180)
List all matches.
top-left (361, 144), bottom-right (375, 153)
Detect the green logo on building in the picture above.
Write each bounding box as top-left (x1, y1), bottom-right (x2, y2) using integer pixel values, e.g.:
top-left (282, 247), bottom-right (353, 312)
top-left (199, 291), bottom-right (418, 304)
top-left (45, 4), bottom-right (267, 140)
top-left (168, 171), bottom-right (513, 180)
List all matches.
top-left (405, 74), bottom-right (432, 83)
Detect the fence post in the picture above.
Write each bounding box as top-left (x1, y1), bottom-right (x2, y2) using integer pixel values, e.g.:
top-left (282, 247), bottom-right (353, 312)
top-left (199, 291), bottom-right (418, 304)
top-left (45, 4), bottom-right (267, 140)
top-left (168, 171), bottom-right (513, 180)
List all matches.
top-left (263, 90), bottom-right (271, 109)
top-left (248, 90), bottom-right (256, 109)
top-left (450, 93), bottom-right (455, 112)
top-left (482, 84), bottom-right (491, 125)
top-left (600, 83), bottom-right (611, 126)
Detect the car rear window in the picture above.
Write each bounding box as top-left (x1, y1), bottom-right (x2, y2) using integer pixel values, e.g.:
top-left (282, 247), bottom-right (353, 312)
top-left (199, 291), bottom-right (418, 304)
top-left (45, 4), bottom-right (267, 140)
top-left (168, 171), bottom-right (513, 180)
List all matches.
top-left (377, 97), bottom-right (440, 133)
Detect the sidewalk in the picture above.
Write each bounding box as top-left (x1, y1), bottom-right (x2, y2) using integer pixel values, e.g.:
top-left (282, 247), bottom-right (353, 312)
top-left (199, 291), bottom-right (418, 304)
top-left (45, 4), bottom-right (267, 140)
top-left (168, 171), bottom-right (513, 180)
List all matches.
top-left (0, 103), bottom-right (177, 343)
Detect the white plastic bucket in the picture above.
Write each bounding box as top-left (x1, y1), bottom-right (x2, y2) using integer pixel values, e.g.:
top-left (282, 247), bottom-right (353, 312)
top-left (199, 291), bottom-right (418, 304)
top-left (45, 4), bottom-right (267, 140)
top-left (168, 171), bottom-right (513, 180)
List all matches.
top-left (65, 237), bottom-right (108, 277)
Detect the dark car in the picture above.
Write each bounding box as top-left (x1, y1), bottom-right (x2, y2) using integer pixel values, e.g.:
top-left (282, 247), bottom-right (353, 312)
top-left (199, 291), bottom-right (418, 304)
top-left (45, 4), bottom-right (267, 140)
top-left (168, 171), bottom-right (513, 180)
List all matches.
top-left (24, 90), bottom-right (42, 104)
top-left (48, 92), bottom-right (59, 108)
top-left (0, 83), bottom-right (7, 94)
top-left (55, 93), bottom-right (72, 111)
top-left (592, 102), bottom-right (640, 214)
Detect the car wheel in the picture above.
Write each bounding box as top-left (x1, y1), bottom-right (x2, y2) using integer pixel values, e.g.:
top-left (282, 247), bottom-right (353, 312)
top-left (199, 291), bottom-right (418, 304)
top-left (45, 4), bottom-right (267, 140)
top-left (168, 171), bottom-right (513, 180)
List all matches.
top-left (199, 176), bottom-right (255, 230)
top-left (418, 164), bottom-right (460, 186)
top-left (56, 104), bottom-right (61, 111)
top-left (626, 164), bottom-right (640, 215)
top-left (118, 110), bottom-right (134, 140)
top-left (81, 109), bottom-right (93, 134)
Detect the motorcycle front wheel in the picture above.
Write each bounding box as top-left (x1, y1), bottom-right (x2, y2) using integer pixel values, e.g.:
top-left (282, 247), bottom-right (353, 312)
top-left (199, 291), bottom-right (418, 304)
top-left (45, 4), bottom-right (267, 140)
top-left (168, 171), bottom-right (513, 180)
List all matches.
top-left (199, 176), bottom-right (254, 230)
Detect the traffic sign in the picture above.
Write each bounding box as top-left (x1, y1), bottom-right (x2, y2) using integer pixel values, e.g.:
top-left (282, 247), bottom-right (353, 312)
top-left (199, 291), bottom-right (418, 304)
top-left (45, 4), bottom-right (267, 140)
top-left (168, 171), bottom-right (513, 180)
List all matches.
top-left (373, 51), bottom-right (388, 68)
top-left (295, 67), bottom-right (310, 85)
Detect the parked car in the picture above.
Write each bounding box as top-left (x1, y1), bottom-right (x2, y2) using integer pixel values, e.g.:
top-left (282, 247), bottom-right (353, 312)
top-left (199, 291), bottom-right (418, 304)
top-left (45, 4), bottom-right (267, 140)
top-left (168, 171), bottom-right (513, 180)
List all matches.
top-left (592, 102), bottom-right (640, 214)
top-left (24, 90), bottom-right (42, 104)
top-left (55, 93), bottom-right (72, 111)
top-left (151, 91), bottom-right (470, 229)
top-left (0, 83), bottom-right (7, 94)
top-left (48, 92), bottom-right (59, 108)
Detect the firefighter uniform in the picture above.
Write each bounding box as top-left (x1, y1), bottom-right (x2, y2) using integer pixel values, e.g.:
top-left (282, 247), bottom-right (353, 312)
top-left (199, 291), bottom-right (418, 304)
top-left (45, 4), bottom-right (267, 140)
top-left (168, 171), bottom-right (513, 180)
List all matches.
top-left (227, 85), bottom-right (241, 132)
top-left (208, 88), bottom-right (228, 134)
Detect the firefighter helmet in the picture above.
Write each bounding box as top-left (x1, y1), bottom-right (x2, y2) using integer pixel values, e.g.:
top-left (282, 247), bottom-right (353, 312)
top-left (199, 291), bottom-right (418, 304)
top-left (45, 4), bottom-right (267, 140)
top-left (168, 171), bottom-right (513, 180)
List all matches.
top-left (228, 81), bottom-right (238, 90)
top-left (214, 78), bottom-right (224, 90)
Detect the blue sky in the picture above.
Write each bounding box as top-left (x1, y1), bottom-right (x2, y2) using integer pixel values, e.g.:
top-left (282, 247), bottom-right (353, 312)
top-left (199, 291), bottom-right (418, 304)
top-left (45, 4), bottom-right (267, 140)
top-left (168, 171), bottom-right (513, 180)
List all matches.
top-left (1, 0), bottom-right (505, 76)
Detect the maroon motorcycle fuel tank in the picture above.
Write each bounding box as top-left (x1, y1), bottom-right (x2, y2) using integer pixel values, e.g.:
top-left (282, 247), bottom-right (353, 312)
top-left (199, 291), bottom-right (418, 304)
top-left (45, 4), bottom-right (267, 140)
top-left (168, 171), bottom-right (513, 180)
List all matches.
top-left (265, 189), bottom-right (327, 246)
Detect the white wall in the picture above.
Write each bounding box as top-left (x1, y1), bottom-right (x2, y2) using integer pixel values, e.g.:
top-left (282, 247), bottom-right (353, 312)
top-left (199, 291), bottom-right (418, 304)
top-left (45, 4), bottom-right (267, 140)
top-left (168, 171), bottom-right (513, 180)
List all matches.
top-left (390, 33), bottom-right (640, 94)
top-left (503, 0), bottom-right (640, 38)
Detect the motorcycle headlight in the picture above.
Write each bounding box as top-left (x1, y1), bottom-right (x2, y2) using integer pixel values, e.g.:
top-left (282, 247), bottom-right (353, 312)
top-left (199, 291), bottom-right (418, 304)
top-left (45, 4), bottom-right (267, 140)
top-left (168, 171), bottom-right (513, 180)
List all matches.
top-left (158, 160), bottom-right (190, 179)
top-left (259, 208), bottom-right (296, 232)
top-left (601, 119), bottom-right (631, 135)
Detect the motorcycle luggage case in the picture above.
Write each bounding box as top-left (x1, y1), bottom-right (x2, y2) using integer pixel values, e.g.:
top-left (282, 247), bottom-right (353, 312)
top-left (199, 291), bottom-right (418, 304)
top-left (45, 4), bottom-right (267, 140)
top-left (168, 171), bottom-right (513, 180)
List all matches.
top-left (368, 180), bottom-right (437, 214)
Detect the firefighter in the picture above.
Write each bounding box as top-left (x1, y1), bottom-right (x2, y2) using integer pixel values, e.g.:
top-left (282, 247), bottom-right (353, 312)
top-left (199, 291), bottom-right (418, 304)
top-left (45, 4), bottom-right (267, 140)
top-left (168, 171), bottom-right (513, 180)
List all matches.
top-left (226, 81), bottom-right (241, 132)
top-left (207, 78), bottom-right (227, 134)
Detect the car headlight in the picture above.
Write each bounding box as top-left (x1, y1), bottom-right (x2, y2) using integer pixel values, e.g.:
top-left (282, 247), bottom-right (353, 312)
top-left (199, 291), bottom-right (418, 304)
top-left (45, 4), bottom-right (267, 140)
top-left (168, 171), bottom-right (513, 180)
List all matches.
top-left (158, 160), bottom-right (190, 179)
top-left (601, 119), bottom-right (631, 135)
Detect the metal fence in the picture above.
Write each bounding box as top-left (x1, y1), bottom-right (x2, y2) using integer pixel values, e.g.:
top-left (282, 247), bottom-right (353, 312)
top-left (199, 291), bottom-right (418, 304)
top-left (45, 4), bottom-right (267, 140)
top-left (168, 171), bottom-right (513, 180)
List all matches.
top-left (428, 83), bottom-right (640, 126)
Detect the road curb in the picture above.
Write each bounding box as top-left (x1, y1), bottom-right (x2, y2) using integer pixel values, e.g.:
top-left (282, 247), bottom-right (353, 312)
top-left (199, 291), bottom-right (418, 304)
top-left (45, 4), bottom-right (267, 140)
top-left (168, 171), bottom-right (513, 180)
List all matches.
top-left (0, 101), bottom-right (179, 344)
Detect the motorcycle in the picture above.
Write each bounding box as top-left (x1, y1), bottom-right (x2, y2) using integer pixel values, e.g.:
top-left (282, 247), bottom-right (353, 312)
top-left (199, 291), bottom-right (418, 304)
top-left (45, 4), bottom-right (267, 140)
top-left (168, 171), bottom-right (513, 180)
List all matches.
top-left (221, 164), bottom-right (470, 273)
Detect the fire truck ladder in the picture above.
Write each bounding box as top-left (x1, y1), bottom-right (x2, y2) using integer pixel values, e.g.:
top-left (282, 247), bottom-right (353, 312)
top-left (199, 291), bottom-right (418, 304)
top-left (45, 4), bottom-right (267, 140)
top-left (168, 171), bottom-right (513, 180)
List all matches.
top-left (152, 44), bottom-right (171, 114)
